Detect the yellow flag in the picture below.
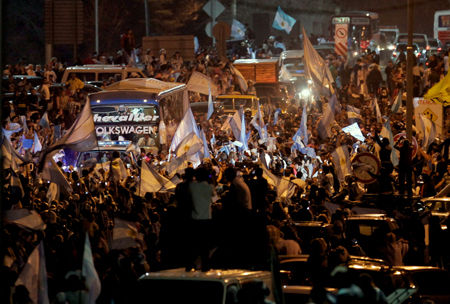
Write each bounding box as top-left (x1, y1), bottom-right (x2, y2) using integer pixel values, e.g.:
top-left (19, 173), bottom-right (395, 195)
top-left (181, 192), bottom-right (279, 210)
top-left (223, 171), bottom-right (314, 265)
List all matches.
top-left (424, 73), bottom-right (450, 106)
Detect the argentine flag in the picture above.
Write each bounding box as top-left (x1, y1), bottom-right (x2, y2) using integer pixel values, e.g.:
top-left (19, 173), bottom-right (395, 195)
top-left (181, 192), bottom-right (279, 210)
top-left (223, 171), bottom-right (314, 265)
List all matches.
top-left (231, 19), bottom-right (246, 40)
top-left (272, 6), bottom-right (296, 34)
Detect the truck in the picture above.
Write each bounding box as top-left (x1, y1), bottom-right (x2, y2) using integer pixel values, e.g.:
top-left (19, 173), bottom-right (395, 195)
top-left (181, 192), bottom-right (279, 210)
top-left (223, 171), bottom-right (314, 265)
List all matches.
top-left (233, 59), bottom-right (288, 104)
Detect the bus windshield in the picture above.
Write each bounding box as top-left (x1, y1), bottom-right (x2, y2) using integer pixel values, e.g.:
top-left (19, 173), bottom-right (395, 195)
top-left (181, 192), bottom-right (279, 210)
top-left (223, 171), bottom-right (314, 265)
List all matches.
top-left (91, 103), bottom-right (159, 143)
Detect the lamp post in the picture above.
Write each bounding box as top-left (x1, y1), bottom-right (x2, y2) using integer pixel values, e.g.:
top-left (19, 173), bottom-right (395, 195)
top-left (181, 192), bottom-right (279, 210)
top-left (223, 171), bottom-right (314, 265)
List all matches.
top-left (406, 0), bottom-right (414, 141)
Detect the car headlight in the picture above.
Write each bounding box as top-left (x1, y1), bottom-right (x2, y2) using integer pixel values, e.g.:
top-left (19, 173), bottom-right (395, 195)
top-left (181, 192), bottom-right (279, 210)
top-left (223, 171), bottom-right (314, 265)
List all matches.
top-left (299, 88), bottom-right (311, 99)
top-left (353, 51), bottom-right (358, 57)
top-left (387, 44), bottom-right (395, 50)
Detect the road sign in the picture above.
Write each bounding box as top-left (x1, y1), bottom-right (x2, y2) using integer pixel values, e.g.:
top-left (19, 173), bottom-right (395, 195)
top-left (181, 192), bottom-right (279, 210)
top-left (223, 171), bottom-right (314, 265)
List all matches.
top-left (334, 23), bottom-right (348, 57)
top-left (414, 97), bottom-right (444, 135)
top-left (393, 133), bottom-right (418, 158)
top-left (351, 152), bottom-right (380, 184)
top-left (203, 0), bottom-right (225, 19)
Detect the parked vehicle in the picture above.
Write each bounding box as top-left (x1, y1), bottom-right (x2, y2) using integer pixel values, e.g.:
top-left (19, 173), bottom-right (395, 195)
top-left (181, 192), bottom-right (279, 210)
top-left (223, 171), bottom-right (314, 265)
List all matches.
top-left (138, 268), bottom-right (277, 304)
top-left (428, 38), bottom-right (444, 55)
top-left (391, 42), bottom-right (425, 63)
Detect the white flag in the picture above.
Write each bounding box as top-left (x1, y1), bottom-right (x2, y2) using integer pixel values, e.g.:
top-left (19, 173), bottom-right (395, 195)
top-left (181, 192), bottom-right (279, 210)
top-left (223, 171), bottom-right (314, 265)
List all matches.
top-left (41, 153), bottom-right (72, 194)
top-left (139, 161), bottom-right (176, 195)
top-left (82, 233), bottom-right (101, 304)
top-left (230, 65), bottom-right (248, 93)
top-left (33, 131), bottom-right (42, 153)
top-left (112, 218), bottom-right (143, 250)
top-left (15, 241), bottom-right (49, 304)
top-left (169, 107), bottom-right (199, 153)
top-left (187, 72), bottom-right (219, 96)
top-left (46, 100), bottom-right (97, 154)
top-left (5, 209), bottom-right (46, 231)
top-left (416, 113), bottom-right (436, 149)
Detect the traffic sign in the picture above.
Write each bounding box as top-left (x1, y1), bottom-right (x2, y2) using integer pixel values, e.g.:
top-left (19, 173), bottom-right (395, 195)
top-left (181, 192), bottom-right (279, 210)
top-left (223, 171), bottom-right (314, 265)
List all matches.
top-left (334, 23), bottom-right (348, 57)
top-left (203, 0), bottom-right (225, 19)
top-left (393, 133), bottom-right (418, 158)
top-left (351, 152), bottom-right (380, 184)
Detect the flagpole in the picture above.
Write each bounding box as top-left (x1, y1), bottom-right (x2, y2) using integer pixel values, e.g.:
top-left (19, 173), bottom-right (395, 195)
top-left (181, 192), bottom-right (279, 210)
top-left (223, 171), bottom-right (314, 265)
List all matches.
top-left (406, 0), bottom-right (414, 141)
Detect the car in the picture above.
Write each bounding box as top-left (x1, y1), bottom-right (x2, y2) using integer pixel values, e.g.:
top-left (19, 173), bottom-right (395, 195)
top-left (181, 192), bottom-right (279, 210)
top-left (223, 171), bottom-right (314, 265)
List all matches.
top-left (283, 285), bottom-right (337, 304)
top-left (391, 42), bottom-right (426, 63)
top-left (345, 214), bottom-right (400, 257)
top-left (428, 38), bottom-right (444, 55)
top-left (278, 50), bottom-right (305, 83)
top-left (396, 33), bottom-right (430, 54)
top-left (292, 221), bottom-right (331, 254)
top-left (280, 254), bottom-right (450, 304)
top-left (138, 268), bottom-right (277, 304)
top-left (314, 43), bottom-right (336, 58)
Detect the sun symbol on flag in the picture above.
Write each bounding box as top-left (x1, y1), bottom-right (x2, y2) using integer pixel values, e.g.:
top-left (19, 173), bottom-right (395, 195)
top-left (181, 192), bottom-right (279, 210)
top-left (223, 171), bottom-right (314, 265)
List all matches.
top-left (340, 157), bottom-right (346, 167)
top-left (281, 21), bottom-right (285, 27)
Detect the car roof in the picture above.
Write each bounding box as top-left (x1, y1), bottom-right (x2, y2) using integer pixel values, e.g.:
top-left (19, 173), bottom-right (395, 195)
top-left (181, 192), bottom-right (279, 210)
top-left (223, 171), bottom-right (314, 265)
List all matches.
top-left (216, 94), bottom-right (257, 99)
top-left (280, 50), bottom-right (304, 59)
top-left (65, 65), bottom-right (143, 72)
top-left (279, 254), bottom-right (386, 266)
top-left (347, 214), bottom-right (395, 220)
top-left (139, 268), bottom-right (272, 283)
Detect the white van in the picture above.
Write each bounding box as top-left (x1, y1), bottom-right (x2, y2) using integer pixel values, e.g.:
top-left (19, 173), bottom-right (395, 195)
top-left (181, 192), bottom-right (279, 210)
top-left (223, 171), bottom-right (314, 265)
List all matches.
top-left (61, 65), bottom-right (146, 84)
top-left (138, 268), bottom-right (277, 304)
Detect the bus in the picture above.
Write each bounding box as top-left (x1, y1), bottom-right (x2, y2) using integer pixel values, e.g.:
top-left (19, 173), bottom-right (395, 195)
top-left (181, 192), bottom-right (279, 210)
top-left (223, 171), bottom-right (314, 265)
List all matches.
top-left (434, 10), bottom-right (450, 45)
top-left (331, 11), bottom-right (380, 52)
top-left (76, 78), bottom-right (186, 169)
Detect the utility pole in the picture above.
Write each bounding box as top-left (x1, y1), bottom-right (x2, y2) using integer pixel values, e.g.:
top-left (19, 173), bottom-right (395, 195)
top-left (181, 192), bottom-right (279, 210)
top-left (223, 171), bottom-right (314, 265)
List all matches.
top-left (95, 0), bottom-right (99, 54)
top-left (406, 0), bottom-right (414, 141)
top-left (144, 0), bottom-right (150, 36)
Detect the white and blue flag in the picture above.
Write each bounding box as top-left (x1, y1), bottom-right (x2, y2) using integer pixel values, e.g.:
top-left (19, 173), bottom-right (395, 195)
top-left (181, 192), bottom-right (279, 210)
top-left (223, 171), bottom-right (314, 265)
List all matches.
top-left (231, 19), bottom-right (246, 39)
top-left (207, 85), bottom-right (214, 120)
top-left (342, 123), bottom-right (365, 142)
top-left (272, 6), bottom-right (296, 34)
top-left (391, 91), bottom-right (402, 114)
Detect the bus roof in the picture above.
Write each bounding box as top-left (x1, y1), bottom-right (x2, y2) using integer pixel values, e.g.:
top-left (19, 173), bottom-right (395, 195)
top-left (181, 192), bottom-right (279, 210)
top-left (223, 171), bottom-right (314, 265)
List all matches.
top-left (89, 90), bottom-right (159, 106)
top-left (104, 78), bottom-right (186, 97)
top-left (338, 11), bottom-right (379, 19)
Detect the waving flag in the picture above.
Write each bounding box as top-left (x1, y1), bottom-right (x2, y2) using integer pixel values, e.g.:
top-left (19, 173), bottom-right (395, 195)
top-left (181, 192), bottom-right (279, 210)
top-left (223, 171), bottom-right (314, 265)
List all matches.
top-left (140, 161), bottom-right (175, 195)
top-left (39, 112), bottom-right (50, 129)
top-left (82, 233), bottom-right (101, 304)
top-left (159, 119), bottom-right (167, 145)
top-left (329, 94), bottom-right (341, 114)
top-left (230, 65), bottom-right (248, 93)
top-left (15, 241), bottom-right (49, 304)
top-left (380, 118), bottom-right (399, 166)
top-left (342, 123), bottom-right (365, 142)
top-left (302, 27), bottom-right (335, 95)
top-left (415, 113), bottom-right (436, 149)
top-left (391, 91), bottom-right (402, 114)
top-left (250, 101), bottom-right (267, 142)
top-left (207, 85), bottom-right (214, 120)
top-left (272, 6), bottom-right (296, 34)
top-left (347, 105), bottom-right (362, 123)
top-left (331, 146), bottom-right (352, 183)
top-left (239, 108), bottom-right (248, 151)
top-left (112, 219), bottom-right (143, 250)
top-left (201, 129), bottom-right (210, 159)
top-left (231, 19), bottom-right (246, 39)
top-left (318, 103), bottom-right (335, 139)
top-left (372, 97), bottom-right (382, 123)
top-left (273, 108), bottom-right (281, 125)
top-left (169, 107), bottom-right (199, 152)
top-left (5, 209), bottom-right (46, 230)
top-left (33, 131), bottom-right (42, 153)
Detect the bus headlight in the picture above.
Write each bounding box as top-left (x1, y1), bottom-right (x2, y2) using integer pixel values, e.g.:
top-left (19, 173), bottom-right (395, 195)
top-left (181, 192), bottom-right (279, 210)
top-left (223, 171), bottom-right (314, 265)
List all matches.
top-left (388, 44), bottom-right (395, 51)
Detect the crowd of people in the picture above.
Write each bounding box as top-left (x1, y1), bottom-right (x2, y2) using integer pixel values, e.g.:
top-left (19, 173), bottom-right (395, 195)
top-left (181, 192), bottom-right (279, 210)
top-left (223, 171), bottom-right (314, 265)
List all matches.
top-left (1, 34), bottom-right (449, 304)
